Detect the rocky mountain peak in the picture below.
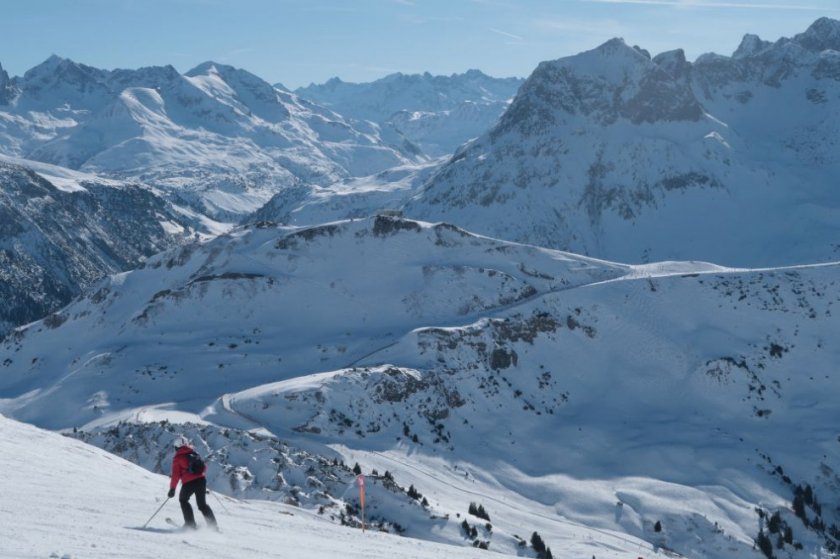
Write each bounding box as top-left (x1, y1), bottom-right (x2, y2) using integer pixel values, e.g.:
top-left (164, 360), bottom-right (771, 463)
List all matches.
top-left (462, 68), bottom-right (489, 79)
top-left (186, 60), bottom-right (236, 78)
top-left (23, 55), bottom-right (102, 83)
top-left (593, 37), bottom-right (640, 57)
top-left (107, 64), bottom-right (183, 91)
top-left (20, 55), bottom-right (111, 108)
top-left (187, 60), bottom-right (273, 92)
top-left (794, 16), bottom-right (840, 52)
top-left (0, 61), bottom-right (13, 104)
top-left (653, 48), bottom-right (691, 80)
top-left (186, 60), bottom-right (289, 121)
top-left (732, 33), bottom-right (773, 59)
top-left (502, 38), bottom-right (702, 131)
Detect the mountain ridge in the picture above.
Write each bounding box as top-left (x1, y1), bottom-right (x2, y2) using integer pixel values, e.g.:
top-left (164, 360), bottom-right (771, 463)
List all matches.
top-left (400, 19), bottom-right (840, 267)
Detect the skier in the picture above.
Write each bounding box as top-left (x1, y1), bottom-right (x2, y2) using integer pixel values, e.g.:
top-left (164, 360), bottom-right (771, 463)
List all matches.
top-left (168, 435), bottom-right (217, 530)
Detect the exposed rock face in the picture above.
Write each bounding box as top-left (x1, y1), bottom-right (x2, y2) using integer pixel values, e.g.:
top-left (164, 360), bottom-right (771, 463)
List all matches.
top-left (0, 62), bottom-right (15, 105)
top-left (0, 162), bottom-right (189, 336)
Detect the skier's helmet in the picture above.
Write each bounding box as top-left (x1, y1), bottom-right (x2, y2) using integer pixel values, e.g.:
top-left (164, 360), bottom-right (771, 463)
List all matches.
top-left (173, 434), bottom-right (191, 448)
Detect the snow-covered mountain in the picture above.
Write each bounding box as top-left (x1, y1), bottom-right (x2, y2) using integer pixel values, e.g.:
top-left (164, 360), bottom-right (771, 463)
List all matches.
top-left (2, 215), bottom-right (838, 558)
top-left (295, 70), bottom-right (523, 157)
top-left (0, 158), bottom-right (194, 336)
top-left (403, 19), bottom-right (840, 267)
top-left (0, 58), bottom-right (423, 221)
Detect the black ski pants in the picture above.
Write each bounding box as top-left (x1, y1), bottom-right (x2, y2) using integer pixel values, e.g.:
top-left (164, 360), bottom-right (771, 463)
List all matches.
top-left (179, 477), bottom-right (216, 528)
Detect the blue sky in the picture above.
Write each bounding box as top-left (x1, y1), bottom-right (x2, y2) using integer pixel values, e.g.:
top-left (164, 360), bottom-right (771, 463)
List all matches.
top-left (1, 0), bottom-right (839, 88)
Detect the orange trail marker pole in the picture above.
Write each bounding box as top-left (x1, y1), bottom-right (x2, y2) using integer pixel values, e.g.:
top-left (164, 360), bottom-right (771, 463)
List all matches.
top-left (356, 474), bottom-right (366, 532)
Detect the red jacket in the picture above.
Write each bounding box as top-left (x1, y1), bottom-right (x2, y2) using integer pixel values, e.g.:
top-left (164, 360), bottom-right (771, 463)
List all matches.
top-left (170, 445), bottom-right (205, 490)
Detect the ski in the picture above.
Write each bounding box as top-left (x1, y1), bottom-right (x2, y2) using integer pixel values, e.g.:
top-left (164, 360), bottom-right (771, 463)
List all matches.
top-left (166, 516), bottom-right (221, 533)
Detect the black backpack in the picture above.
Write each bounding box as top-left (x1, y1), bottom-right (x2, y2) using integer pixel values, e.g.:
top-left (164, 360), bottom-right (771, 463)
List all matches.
top-left (186, 451), bottom-right (205, 474)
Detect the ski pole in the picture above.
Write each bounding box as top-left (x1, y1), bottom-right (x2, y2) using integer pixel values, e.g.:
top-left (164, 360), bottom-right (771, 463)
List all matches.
top-left (209, 490), bottom-right (229, 514)
top-left (142, 497), bottom-right (170, 529)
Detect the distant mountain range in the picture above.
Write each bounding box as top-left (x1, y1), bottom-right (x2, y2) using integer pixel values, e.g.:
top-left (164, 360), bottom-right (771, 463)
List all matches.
top-left (295, 70), bottom-right (523, 157)
top-left (0, 57), bottom-right (424, 222)
top-left (2, 18), bottom-right (839, 338)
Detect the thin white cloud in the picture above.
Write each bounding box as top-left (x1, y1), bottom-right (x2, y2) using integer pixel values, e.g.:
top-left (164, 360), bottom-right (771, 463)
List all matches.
top-left (489, 27), bottom-right (524, 41)
top-left (400, 14), bottom-right (464, 25)
top-left (580, 0), bottom-right (840, 10)
top-left (535, 17), bottom-right (627, 36)
top-left (391, 0), bottom-right (416, 5)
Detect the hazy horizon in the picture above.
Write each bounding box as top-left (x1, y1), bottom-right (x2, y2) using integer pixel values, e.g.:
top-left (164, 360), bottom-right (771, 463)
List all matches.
top-left (2, 0), bottom-right (840, 89)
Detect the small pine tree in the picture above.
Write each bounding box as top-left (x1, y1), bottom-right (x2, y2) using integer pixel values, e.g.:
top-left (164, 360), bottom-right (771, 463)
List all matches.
top-left (793, 494), bottom-right (807, 524)
top-left (768, 512), bottom-right (782, 534)
top-left (461, 519), bottom-right (478, 540)
top-left (353, 463), bottom-right (362, 475)
top-left (531, 532), bottom-right (546, 554)
top-left (654, 520), bottom-right (662, 533)
top-left (803, 485), bottom-right (813, 506)
top-left (756, 530), bottom-right (774, 559)
top-left (469, 502), bottom-right (491, 521)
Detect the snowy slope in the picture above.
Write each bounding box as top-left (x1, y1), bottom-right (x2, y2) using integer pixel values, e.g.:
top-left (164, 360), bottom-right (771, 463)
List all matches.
top-left (2, 216), bottom-right (839, 558)
top-left (248, 162), bottom-right (439, 226)
top-left (387, 100), bottom-right (514, 157)
top-left (0, 216), bottom-right (624, 429)
top-left (0, 413), bottom-right (509, 559)
top-left (403, 20), bottom-right (840, 267)
top-left (296, 70), bottom-right (523, 157)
